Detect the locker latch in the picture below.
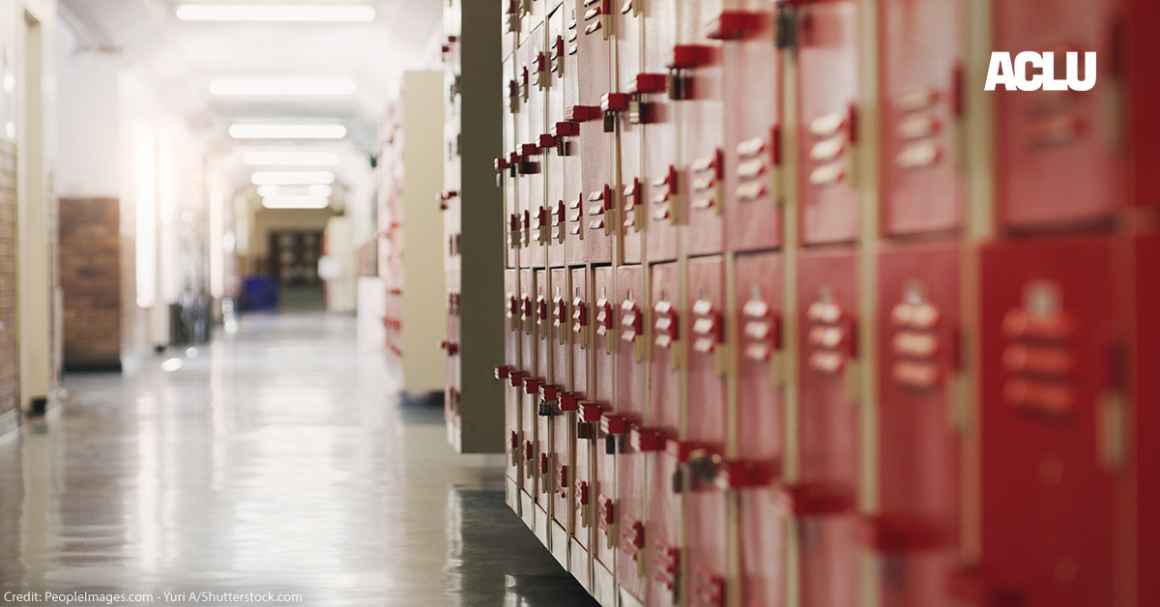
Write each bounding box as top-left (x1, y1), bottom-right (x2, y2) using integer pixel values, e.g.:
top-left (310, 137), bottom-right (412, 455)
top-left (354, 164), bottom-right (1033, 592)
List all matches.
top-left (622, 177), bottom-right (644, 233)
top-left (577, 480), bottom-right (591, 527)
top-left (538, 384), bottom-right (561, 417)
top-left (775, 2), bottom-right (798, 50)
top-left (651, 164), bottom-right (681, 225)
top-left (706, 10), bottom-right (768, 41)
top-left (628, 73), bottom-right (666, 124)
top-left (572, 292), bottom-right (589, 348)
top-left (666, 44), bottom-right (715, 102)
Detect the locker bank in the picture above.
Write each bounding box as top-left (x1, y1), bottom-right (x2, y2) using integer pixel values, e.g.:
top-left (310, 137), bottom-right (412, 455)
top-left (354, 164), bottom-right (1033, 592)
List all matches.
top-left (0, 1), bottom-right (1156, 606)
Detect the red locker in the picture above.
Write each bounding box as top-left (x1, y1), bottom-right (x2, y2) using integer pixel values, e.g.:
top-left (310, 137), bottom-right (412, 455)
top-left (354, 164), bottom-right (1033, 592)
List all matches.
top-left (613, 264), bottom-right (648, 602)
top-left (548, 268), bottom-right (575, 534)
top-left (684, 256), bottom-right (729, 607)
top-left (992, 0), bottom-right (1124, 231)
top-left (675, 1), bottom-right (725, 257)
top-left (546, 11), bottom-right (569, 267)
top-left (502, 53), bottom-right (520, 269)
top-left (609, 1), bottom-right (644, 265)
top-left (641, 0), bottom-right (681, 263)
top-left (1130, 233), bottom-right (1160, 607)
top-left (591, 265), bottom-right (618, 587)
top-left (793, 248), bottom-right (860, 607)
top-left (977, 236), bottom-right (1122, 607)
top-left (795, 0), bottom-right (859, 246)
top-left (525, 30), bottom-right (550, 269)
top-left (647, 261), bottom-right (682, 607)
top-left (878, 0), bottom-right (963, 237)
top-left (570, 268), bottom-right (594, 565)
top-left (873, 243), bottom-right (962, 607)
top-left (574, 0), bottom-right (617, 264)
top-left (732, 252), bottom-right (788, 607)
top-left (720, 6), bottom-right (782, 253)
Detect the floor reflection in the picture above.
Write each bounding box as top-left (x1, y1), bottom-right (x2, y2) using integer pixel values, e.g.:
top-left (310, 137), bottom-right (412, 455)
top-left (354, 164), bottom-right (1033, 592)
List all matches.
top-left (0, 312), bottom-right (595, 606)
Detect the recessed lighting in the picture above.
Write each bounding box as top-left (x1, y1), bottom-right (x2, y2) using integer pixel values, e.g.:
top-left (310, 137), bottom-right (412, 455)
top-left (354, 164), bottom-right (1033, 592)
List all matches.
top-left (251, 171), bottom-right (335, 186)
top-left (210, 78), bottom-right (356, 97)
top-left (262, 196), bottom-right (331, 210)
top-left (229, 123), bottom-right (347, 140)
top-left (242, 149), bottom-right (340, 166)
top-left (257, 184), bottom-right (333, 198)
top-left (176, 4), bottom-right (376, 23)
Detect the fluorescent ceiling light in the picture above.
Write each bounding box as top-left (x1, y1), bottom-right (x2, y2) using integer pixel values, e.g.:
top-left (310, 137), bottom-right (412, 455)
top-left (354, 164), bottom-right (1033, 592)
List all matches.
top-left (229, 123), bottom-right (347, 140)
top-left (210, 78), bottom-right (356, 97)
top-left (257, 184), bottom-right (333, 198)
top-left (252, 170), bottom-right (335, 186)
top-left (243, 149), bottom-right (340, 166)
top-left (176, 4), bottom-right (376, 23)
top-left (262, 196), bottom-right (331, 210)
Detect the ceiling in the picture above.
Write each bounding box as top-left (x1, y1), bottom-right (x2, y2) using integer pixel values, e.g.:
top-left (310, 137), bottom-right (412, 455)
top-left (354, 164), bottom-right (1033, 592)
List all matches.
top-left (59, 0), bottom-right (444, 157)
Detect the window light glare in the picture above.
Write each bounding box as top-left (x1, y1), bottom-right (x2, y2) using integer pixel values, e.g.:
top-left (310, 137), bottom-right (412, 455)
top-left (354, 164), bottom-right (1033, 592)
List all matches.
top-left (261, 196), bottom-right (330, 210)
top-left (257, 184), bottom-right (333, 198)
top-left (176, 4), bottom-right (376, 23)
top-left (251, 171), bottom-right (335, 186)
top-left (228, 123), bottom-right (347, 140)
top-left (243, 149), bottom-right (340, 167)
top-left (210, 78), bottom-right (356, 97)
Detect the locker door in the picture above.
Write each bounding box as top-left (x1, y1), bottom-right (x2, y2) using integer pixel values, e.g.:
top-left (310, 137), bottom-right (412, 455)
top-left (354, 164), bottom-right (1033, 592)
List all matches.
top-left (526, 29), bottom-right (550, 269)
top-left (570, 267), bottom-right (594, 589)
top-left (647, 261), bottom-right (682, 607)
top-left (614, 264), bottom-right (649, 602)
top-left (641, 0), bottom-right (681, 263)
top-left (549, 268), bottom-right (575, 534)
top-left (720, 6), bottom-right (782, 253)
top-left (873, 243), bottom-right (962, 607)
top-left (500, 270), bottom-right (524, 492)
top-left (502, 53), bottom-right (520, 269)
top-left (546, 11), bottom-right (568, 268)
top-left (519, 268), bottom-right (541, 518)
top-left (795, 0), bottom-right (860, 245)
top-left (610, 0), bottom-right (644, 265)
top-left (535, 267), bottom-right (554, 535)
top-left (879, 0), bottom-right (963, 237)
top-left (1130, 232), bottom-right (1160, 607)
top-left (554, 4), bottom-right (585, 267)
top-left (992, 0), bottom-right (1124, 231)
top-left (685, 255), bottom-right (729, 607)
top-left (675, 0), bottom-right (725, 257)
top-left (515, 39), bottom-right (539, 269)
top-left (978, 237), bottom-right (1121, 607)
top-left (794, 248), bottom-right (859, 607)
top-left (733, 252), bottom-right (787, 607)
top-left (591, 265), bottom-right (619, 602)
top-left (575, 0), bottom-right (617, 264)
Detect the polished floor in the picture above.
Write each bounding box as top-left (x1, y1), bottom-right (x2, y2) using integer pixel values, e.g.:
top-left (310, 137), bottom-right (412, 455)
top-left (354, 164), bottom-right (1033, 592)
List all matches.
top-left (0, 313), bottom-right (596, 606)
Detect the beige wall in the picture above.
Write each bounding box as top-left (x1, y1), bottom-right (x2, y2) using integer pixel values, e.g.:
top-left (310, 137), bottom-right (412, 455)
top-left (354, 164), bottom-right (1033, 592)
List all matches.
top-left (242, 204), bottom-right (338, 274)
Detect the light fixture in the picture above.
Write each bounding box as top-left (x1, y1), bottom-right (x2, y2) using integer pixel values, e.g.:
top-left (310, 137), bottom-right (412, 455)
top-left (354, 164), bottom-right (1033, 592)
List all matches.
top-left (257, 184), bottom-right (333, 198)
top-left (251, 170), bottom-right (335, 186)
top-left (242, 149), bottom-right (340, 167)
top-left (210, 78), bottom-right (356, 97)
top-left (176, 4), bottom-right (376, 23)
top-left (261, 196), bottom-right (330, 210)
top-left (229, 123), bottom-right (347, 140)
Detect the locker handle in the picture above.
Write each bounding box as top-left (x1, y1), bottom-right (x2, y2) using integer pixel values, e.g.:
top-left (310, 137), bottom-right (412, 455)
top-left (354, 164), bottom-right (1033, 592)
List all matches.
top-left (567, 104), bottom-right (602, 123)
top-left (862, 513), bottom-right (949, 552)
top-left (553, 120), bottom-right (580, 138)
top-left (716, 459), bottom-right (780, 489)
top-left (493, 365), bottom-right (513, 380)
top-left (668, 43), bottom-right (717, 69)
top-left (579, 400), bottom-right (607, 422)
top-left (601, 92), bottom-right (630, 113)
top-left (706, 9), bottom-right (770, 41)
top-left (783, 482), bottom-right (856, 517)
top-left (630, 72), bottom-right (667, 95)
top-left (559, 392), bottom-right (580, 412)
top-left (538, 133), bottom-right (558, 149)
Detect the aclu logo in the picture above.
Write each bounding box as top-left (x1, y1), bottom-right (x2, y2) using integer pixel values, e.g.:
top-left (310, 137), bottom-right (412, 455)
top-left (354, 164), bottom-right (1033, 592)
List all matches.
top-left (984, 51), bottom-right (1097, 92)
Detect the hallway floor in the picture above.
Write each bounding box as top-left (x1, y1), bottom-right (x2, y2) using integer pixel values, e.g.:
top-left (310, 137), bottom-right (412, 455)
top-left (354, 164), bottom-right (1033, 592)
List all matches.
top-left (0, 313), bottom-right (595, 606)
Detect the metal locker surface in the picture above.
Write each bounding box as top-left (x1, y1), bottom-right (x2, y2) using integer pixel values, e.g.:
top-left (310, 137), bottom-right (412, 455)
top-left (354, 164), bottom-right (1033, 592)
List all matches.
top-left (613, 264), bottom-right (648, 602)
top-left (793, 248), bottom-right (860, 607)
top-left (546, 10), bottom-right (569, 267)
top-left (535, 268), bottom-right (554, 506)
top-left (795, 0), bottom-right (860, 246)
top-left (575, 0), bottom-right (617, 264)
top-left (1130, 232), bottom-right (1160, 607)
top-left (503, 269), bottom-right (524, 485)
top-left (977, 236), bottom-right (1121, 607)
top-left (612, 0), bottom-right (644, 265)
top-left (570, 267), bottom-right (594, 552)
top-left (515, 37), bottom-right (538, 268)
top-left (503, 53), bottom-right (520, 269)
top-left (554, 4), bottom-right (585, 266)
top-left (878, 0), bottom-right (962, 237)
top-left (641, 0), bottom-right (681, 263)
top-left (677, 0), bottom-right (725, 257)
top-left (992, 0), bottom-right (1125, 231)
top-left (526, 29), bottom-right (550, 269)
top-left (721, 4), bottom-right (782, 252)
top-left (520, 268), bottom-right (541, 501)
top-left (548, 268), bottom-right (575, 535)
top-left (733, 252), bottom-right (787, 607)
top-left (873, 242), bottom-right (962, 607)
top-left (591, 265), bottom-right (618, 578)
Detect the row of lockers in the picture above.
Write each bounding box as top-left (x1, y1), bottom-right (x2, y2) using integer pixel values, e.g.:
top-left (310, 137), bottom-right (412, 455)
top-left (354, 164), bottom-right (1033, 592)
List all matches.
top-left (490, 0), bottom-right (1158, 605)
top-left (498, 0), bottom-right (1153, 271)
top-left (498, 236), bottom-right (1156, 607)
